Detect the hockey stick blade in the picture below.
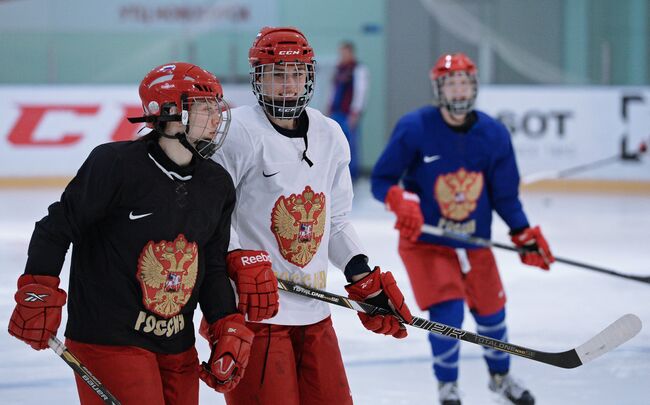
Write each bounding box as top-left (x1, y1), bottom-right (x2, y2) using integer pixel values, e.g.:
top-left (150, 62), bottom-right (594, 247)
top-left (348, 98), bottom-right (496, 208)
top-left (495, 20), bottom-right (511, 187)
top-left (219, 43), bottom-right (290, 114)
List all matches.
top-left (48, 336), bottom-right (122, 405)
top-left (278, 280), bottom-right (642, 369)
top-left (421, 224), bottom-right (650, 285)
top-left (573, 314), bottom-right (642, 366)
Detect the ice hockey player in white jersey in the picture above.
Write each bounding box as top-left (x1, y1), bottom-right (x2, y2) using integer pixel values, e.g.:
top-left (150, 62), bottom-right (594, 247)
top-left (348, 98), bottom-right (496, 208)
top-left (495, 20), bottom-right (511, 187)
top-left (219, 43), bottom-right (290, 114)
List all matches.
top-left (209, 26), bottom-right (414, 405)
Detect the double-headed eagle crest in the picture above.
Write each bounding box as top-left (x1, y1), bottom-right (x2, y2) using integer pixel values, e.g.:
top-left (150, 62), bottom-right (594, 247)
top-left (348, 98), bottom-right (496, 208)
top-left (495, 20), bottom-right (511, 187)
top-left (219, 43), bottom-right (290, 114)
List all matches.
top-left (136, 234), bottom-right (198, 318)
top-left (271, 186), bottom-right (326, 267)
top-left (434, 168), bottom-right (484, 221)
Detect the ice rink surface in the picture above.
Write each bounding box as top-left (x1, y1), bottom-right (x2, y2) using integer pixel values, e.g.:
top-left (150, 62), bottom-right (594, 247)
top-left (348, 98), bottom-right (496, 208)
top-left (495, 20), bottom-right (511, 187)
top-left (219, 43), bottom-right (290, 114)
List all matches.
top-left (0, 180), bottom-right (648, 404)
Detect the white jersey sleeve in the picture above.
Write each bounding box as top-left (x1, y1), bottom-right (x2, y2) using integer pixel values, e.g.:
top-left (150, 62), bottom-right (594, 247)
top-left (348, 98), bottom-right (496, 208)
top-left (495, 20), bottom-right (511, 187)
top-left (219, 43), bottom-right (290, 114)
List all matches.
top-left (327, 120), bottom-right (365, 270)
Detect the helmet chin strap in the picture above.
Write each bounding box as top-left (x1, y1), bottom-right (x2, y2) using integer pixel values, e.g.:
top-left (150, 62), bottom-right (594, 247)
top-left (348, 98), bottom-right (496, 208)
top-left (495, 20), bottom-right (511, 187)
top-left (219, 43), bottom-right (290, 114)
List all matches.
top-left (174, 131), bottom-right (196, 154)
top-left (172, 131), bottom-right (217, 160)
top-left (158, 131), bottom-right (200, 157)
top-left (160, 124), bottom-right (214, 160)
top-left (180, 114), bottom-right (218, 160)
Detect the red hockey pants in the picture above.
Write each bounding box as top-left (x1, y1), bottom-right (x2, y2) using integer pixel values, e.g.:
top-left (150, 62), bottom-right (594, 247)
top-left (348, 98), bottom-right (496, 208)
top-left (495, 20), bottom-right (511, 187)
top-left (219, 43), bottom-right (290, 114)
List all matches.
top-left (65, 338), bottom-right (199, 405)
top-left (225, 316), bottom-right (353, 405)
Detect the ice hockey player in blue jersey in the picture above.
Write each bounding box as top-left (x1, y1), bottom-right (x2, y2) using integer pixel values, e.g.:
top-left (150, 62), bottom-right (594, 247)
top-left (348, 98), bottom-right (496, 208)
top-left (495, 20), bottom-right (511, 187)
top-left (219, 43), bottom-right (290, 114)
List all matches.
top-left (371, 53), bottom-right (555, 405)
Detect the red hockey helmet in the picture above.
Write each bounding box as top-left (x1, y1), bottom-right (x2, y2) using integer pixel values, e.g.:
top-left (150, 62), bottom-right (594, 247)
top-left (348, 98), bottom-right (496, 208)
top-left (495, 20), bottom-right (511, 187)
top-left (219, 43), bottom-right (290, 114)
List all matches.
top-left (249, 27), bottom-right (316, 119)
top-left (249, 26), bottom-right (315, 66)
top-left (430, 53), bottom-right (478, 115)
top-left (134, 62), bottom-right (224, 122)
top-left (128, 62), bottom-right (230, 159)
top-left (430, 53), bottom-right (477, 80)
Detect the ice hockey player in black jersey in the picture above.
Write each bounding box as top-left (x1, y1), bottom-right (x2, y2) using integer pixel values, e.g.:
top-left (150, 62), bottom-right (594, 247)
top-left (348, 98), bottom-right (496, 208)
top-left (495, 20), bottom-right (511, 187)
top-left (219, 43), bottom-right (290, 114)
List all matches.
top-left (8, 62), bottom-right (254, 404)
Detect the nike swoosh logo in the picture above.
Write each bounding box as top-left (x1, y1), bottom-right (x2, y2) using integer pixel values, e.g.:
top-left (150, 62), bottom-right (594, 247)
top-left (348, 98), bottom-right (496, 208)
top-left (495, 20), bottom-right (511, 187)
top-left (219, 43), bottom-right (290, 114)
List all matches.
top-left (423, 155), bottom-right (441, 163)
top-left (129, 211), bottom-right (153, 220)
top-left (263, 171), bottom-right (279, 178)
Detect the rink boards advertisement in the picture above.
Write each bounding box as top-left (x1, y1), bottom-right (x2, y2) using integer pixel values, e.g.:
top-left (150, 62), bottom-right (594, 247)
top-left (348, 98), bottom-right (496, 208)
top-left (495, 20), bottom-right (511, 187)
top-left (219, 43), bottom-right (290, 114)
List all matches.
top-left (0, 85), bottom-right (648, 182)
top-left (476, 86), bottom-right (650, 182)
top-left (0, 85), bottom-right (257, 179)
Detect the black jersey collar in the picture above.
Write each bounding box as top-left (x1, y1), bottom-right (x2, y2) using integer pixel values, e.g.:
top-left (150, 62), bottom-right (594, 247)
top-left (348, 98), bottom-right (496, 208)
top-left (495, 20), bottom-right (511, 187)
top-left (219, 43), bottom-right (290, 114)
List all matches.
top-left (266, 113), bottom-right (314, 167)
top-left (146, 138), bottom-right (197, 180)
top-left (267, 112), bottom-right (309, 139)
top-left (444, 111), bottom-right (478, 133)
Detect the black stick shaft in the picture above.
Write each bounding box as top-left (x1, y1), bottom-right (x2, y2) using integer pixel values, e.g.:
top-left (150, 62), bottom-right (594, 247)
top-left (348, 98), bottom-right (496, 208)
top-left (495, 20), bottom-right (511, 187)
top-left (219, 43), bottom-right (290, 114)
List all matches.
top-left (277, 280), bottom-right (582, 368)
top-left (422, 225), bottom-right (650, 284)
top-left (48, 336), bottom-right (121, 405)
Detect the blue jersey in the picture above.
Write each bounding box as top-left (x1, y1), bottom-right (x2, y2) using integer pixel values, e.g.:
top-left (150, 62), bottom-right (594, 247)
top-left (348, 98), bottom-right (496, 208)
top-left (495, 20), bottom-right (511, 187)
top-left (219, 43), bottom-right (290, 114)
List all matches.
top-left (371, 106), bottom-right (529, 248)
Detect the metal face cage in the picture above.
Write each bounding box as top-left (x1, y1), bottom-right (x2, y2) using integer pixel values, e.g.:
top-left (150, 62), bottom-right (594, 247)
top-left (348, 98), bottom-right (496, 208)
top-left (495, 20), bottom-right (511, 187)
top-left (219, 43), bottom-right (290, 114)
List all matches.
top-left (250, 62), bottom-right (315, 119)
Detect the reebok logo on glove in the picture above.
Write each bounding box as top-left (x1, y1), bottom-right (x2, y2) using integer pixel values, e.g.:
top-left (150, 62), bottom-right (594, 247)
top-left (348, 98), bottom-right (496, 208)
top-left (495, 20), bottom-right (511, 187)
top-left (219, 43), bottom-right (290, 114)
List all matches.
top-left (227, 249), bottom-right (279, 322)
top-left (240, 252), bottom-right (271, 266)
top-left (24, 292), bottom-right (49, 302)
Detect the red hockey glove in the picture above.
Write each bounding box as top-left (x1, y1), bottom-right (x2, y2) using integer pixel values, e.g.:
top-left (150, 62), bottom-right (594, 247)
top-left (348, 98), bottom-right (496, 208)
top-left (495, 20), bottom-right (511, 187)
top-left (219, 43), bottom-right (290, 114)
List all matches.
top-left (385, 185), bottom-right (424, 242)
top-left (227, 250), bottom-right (279, 322)
top-left (198, 313), bottom-right (254, 393)
top-left (8, 274), bottom-right (67, 350)
top-left (510, 226), bottom-right (555, 270)
top-left (345, 267), bottom-right (413, 339)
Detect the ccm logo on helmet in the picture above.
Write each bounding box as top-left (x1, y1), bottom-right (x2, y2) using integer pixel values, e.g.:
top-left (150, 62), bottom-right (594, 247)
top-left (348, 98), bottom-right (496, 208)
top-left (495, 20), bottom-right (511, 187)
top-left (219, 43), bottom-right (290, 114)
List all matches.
top-left (278, 50), bottom-right (300, 56)
top-left (241, 253), bottom-right (271, 266)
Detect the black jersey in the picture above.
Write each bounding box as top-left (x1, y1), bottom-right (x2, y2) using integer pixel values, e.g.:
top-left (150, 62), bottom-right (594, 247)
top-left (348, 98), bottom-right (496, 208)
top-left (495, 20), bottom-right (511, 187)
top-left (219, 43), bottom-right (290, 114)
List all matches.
top-left (24, 138), bottom-right (237, 354)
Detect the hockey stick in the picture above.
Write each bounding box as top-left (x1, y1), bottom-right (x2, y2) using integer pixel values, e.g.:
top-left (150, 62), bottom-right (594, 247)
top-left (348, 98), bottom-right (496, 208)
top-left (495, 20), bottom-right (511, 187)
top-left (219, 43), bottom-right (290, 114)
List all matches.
top-left (522, 155), bottom-right (621, 185)
top-left (521, 141), bottom-right (647, 185)
top-left (48, 336), bottom-right (122, 405)
top-left (277, 280), bottom-right (641, 369)
top-left (422, 224), bottom-right (650, 284)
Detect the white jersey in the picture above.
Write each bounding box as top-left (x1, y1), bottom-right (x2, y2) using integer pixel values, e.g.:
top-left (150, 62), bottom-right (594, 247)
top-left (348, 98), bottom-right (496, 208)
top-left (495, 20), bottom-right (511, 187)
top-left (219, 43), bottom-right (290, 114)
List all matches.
top-left (213, 104), bottom-right (366, 325)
